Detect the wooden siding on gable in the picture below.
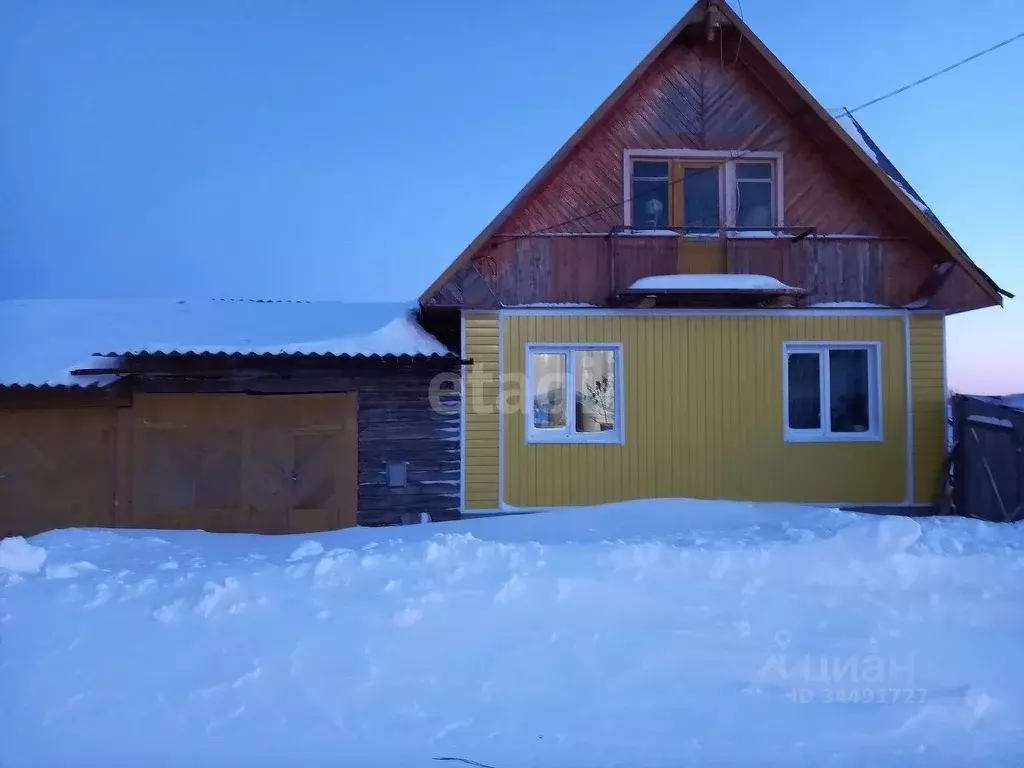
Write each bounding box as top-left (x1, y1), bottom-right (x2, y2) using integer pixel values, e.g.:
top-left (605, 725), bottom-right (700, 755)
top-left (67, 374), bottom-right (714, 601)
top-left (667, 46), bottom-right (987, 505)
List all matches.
top-left (463, 312), bottom-right (500, 509)
top-left (496, 40), bottom-right (908, 239)
top-left (424, 33), bottom-right (994, 311)
top-left (474, 234), bottom-right (936, 307)
top-left (500, 312), bottom-right (908, 507)
top-left (909, 314), bottom-right (947, 504)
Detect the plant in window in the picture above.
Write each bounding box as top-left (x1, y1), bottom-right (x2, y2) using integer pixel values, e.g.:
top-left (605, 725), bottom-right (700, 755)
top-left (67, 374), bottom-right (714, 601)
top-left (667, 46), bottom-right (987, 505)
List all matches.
top-left (582, 375), bottom-right (614, 430)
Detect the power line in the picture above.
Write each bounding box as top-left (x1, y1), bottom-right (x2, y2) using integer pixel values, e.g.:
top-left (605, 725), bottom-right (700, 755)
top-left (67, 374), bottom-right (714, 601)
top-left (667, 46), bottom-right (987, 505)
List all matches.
top-left (843, 30), bottom-right (1024, 115)
top-left (493, 27), bottom-right (1024, 244)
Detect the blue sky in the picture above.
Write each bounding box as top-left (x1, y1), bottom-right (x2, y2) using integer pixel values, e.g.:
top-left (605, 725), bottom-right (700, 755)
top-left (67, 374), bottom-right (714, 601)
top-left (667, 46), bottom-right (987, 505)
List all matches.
top-left (1, 0), bottom-right (1022, 393)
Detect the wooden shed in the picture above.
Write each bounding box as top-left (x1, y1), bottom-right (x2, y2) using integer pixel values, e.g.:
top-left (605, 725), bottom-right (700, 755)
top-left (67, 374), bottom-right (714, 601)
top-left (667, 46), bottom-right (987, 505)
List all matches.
top-left (0, 299), bottom-right (461, 537)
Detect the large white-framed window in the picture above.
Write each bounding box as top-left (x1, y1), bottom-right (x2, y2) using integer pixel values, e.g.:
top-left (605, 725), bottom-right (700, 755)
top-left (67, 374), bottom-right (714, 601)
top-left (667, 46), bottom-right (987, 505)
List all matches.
top-left (622, 149), bottom-right (783, 231)
top-left (783, 342), bottom-right (883, 443)
top-left (526, 343), bottom-right (623, 444)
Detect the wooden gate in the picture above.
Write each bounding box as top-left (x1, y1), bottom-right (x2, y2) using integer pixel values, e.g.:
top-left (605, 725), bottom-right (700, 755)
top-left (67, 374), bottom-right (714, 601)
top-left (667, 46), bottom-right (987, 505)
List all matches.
top-left (952, 396), bottom-right (1024, 523)
top-left (0, 393), bottom-right (357, 536)
top-left (0, 408), bottom-right (117, 537)
top-left (126, 393), bottom-right (357, 533)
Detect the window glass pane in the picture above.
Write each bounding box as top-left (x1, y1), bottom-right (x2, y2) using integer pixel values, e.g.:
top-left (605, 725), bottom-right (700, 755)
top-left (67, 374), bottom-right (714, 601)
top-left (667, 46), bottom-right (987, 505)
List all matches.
top-left (787, 352), bottom-right (821, 430)
top-left (683, 167), bottom-right (719, 231)
top-left (736, 162), bottom-right (772, 180)
top-left (736, 179), bottom-right (773, 228)
top-left (633, 160), bottom-right (669, 178)
top-left (632, 178), bottom-right (669, 228)
top-left (829, 349), bottom-right (871, 433)
top-left (531, 353), bottom-right (567, 429)
top-left (574, 350), bottom-right (616, 433)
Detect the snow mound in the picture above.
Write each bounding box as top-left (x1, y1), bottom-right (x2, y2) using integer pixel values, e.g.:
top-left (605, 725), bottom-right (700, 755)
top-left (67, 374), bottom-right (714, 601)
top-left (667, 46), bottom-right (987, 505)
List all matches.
top-left (629, 274), bottom-right (793, 292)
top-left (2, 499), bottom-right (1024, 766)
top-left (0, 536), bottom-right (46, 574)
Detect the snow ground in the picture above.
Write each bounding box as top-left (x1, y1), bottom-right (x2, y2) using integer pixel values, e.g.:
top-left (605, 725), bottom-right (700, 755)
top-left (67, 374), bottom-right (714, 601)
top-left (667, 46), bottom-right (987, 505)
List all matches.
top-left (2, 499), bottom-right (1024, 767)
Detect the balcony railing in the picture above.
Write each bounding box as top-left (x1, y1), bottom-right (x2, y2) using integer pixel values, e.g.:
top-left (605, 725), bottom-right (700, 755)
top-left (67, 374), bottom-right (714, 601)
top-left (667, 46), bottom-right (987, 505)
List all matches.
top-left (468, 227), bottom-right (916, 307)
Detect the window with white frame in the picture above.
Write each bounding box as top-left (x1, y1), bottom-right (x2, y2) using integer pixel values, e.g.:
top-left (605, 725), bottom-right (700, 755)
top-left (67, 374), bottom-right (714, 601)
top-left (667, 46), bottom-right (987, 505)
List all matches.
top-left (783, 342), bottom-right (882, 442)
top-left (625, 153), bottom-right (780, 231)
top-left (527, 345), bottom-right (622, 443)
top-left (734, 162), bottom-right (775, 228)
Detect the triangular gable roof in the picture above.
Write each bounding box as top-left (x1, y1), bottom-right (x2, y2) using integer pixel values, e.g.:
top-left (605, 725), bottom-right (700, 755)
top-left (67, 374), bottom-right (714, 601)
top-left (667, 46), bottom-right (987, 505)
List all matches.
top-left (420, 0), bottom-right (1007, 306)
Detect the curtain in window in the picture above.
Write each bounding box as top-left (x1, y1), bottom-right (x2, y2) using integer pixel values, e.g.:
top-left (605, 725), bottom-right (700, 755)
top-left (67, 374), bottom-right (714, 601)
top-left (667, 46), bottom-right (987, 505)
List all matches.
top-left (531, 353), bottom-right (566, 428)
top-left (829, 349), bottom-right (870, 432)
top-left (573, 350), bottom-right (615, 433)
top-left (787, 352), bottom-right (821, 430)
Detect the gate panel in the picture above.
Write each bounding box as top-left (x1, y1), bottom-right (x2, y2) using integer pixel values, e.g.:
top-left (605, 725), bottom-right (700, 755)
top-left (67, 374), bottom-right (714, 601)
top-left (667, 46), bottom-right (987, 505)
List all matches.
top-left (0, 408), bottom-right (117, 536)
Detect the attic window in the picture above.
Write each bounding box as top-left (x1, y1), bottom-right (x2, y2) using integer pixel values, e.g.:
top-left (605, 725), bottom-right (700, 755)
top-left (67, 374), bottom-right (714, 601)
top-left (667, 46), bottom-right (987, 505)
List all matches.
top-left (625, 152), bottom-right (782, 231)
top-left (735, 162), bottom-right (775, 228)
top-left (631, 161), bottom-right (670, 228)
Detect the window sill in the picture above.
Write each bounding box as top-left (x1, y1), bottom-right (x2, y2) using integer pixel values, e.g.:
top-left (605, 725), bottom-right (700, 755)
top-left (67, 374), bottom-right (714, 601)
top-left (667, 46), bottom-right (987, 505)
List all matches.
top-left (526, 431), bottom-right (624, 446)
top-left (784, 431), bottom-right (883, 444)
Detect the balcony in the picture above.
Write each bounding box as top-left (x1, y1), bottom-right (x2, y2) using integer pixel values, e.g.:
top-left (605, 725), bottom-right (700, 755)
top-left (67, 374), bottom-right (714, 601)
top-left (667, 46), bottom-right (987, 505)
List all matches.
top-left (469, 227), bottom-right (928, 308)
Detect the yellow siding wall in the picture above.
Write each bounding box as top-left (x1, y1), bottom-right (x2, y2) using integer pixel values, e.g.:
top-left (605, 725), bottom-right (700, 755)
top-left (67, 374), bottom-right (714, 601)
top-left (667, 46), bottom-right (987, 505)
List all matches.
top-left (501, 313), bottom-right (908, 507)
top-left (464, 312), bottom-right (500, 509)
top-left (909, 314), bottom-right (946, 503)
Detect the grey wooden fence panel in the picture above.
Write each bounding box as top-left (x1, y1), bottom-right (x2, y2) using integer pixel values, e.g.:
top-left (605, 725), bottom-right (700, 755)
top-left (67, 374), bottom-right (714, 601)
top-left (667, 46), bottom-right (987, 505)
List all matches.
top-left (952, 395), bottom-right (1024, 522)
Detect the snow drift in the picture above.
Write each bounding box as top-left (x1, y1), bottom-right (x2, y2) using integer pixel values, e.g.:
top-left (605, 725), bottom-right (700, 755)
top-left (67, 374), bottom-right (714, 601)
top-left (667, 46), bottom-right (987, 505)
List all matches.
top-left (2, 499), bottom-right (1024, 767)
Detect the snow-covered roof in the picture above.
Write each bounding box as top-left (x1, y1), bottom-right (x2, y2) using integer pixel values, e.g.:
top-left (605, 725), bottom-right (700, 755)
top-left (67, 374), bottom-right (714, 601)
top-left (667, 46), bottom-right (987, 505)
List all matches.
top-left (628, 274), bottom-right (796, 292)
top-left (0, 299), bottom-right (450, 388)
top-left (999, 394), bottom-right (1024, 413)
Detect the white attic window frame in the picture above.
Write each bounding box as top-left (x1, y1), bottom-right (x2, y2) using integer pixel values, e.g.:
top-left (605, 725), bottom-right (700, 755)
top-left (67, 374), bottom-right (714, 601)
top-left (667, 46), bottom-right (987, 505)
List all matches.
top-left (622, 149), bottom-right (785, 231)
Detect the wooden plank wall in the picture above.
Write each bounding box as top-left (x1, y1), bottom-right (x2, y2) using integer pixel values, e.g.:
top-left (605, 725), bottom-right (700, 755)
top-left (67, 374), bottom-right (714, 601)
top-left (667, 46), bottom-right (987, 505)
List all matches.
top-left (124, 393), bottom-right (359, 533)
top-left (494, 38), bottom-right (916, 239)
top-left (501, 313), bottom-right (908, 507)
top-left (953, 396), bottom-right (1024, 522)
top-left (909, 315), bottom-right (948, 503)
top-left (0, 363), bottom-right (462, 535)
top-left (450, 32), bottom-right (972, 309)
top-left (0, 407), bottom-right (118, 537)
top-left (474, 235), bottom-right (933, 306)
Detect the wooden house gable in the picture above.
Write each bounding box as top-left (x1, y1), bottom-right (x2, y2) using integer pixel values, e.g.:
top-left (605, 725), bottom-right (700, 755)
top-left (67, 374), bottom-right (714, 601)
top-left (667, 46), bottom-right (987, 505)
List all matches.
top-left (420, 0), bottom-right (1005, 310)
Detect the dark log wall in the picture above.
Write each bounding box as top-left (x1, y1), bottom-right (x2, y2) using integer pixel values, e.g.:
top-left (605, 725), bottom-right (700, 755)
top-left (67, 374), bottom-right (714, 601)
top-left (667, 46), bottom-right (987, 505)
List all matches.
top-left (354, 364), bottom-right (461, 526)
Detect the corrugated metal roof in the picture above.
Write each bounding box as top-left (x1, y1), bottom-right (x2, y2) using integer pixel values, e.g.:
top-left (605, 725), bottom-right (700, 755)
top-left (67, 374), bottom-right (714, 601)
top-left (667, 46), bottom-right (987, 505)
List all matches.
top-left (98, 350), bottom-right (456, 360)
top-left (838, 112), bottom-right (1009, 299)
top-left (0, 299), bottom-right (450, 387)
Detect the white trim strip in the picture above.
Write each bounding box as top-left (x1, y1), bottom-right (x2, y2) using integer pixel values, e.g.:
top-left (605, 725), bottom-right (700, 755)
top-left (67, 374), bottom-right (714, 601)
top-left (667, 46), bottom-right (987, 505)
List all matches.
top-left (497, 310), bottom-right (505, 510)
top-left (624, 149), bottom-right (784, 159)
top-left (459, 310), bottom-right (467, 516)
top-left (903, 314), bottom-right (914, 504)
top-left (476, 501), bottom-right (934, 515)
top-left (503, 307), bottom-right (911, 317)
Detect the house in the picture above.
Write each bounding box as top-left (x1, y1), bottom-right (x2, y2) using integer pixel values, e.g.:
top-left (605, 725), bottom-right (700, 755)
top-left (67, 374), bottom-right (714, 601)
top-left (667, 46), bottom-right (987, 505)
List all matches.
top-left (419, 0), bottom-right (1010, 513)
top-left (0, 1), bottom-right (1011, 536)
top-left (0, 299), bottom-right (461, 536)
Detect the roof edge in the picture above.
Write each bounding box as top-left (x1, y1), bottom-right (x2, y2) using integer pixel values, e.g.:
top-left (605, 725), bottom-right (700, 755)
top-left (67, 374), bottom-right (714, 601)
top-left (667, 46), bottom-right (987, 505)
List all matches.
top-left (716, 3), bottom-right (1004, 306)
top-left (417, 0), bottom-right (708, 304)
top-left (418, 0), bottom-right (1008, 310)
